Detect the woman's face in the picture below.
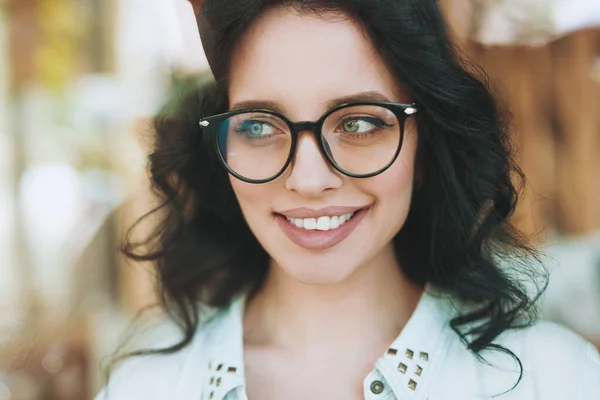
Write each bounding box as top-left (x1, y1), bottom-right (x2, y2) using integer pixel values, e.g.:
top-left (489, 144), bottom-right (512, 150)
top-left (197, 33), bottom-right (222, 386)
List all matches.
top-left (227, 7), bottom-right (418, 285)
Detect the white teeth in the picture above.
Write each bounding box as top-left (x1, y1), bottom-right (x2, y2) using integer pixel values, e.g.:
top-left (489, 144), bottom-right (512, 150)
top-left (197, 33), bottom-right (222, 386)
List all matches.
top-left (330, 216), bottom-right (339, 229)
top-left (316, 216), bottom-right (330, 231)
top-left (303, 218), bottom-right (317, 230)
top-left (285, 212), bottom-right (355, 231)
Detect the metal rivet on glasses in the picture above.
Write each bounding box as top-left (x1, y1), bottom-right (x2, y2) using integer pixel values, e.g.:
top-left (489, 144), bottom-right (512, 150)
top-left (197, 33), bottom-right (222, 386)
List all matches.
top-left (200, 120), bottom-right (210, 127)
top-left (404, 107), bottom-right (417, 115)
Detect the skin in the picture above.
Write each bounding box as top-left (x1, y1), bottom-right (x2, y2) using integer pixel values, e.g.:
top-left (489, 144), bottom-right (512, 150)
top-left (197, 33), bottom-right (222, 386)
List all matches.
top-left (227, 7), bottom-right (423, 400)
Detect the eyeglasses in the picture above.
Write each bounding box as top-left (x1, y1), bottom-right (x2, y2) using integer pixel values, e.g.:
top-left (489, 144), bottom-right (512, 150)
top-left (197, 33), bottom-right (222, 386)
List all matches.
top-left (199, 102), bottom-right (418, 184)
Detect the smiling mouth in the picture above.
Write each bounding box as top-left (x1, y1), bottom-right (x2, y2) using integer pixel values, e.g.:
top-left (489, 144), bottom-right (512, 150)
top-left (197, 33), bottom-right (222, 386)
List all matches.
top-left (283, 212), bottom-right (356, 231)
top-left (275, 207), bottom-right (369, 251)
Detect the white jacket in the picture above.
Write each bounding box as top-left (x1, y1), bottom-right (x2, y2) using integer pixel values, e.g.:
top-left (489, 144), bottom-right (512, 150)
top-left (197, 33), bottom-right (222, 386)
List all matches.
top-left (95, 289), bottom-right (600, 400)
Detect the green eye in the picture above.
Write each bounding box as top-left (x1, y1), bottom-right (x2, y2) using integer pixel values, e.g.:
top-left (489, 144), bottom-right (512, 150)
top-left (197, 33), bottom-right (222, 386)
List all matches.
top-left (249, 122), bottom-right (264, 136)
top-left (343, 120), bottom-right (360, 133)
top-left (238, 120), bottom-right (275, 137)
top-left (341, 119), bottom-right (379, 134)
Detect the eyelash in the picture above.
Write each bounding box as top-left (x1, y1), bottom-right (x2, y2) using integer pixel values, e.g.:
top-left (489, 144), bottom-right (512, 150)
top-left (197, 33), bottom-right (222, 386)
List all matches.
top-left (235, 120), bottom-right (278, 139)
top-left (337, 116), bottom-right (393, 133)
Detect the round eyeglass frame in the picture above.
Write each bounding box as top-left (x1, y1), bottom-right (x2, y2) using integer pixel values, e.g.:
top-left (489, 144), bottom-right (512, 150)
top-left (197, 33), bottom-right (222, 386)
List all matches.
top-left (198, 101), bottom-right (418, 184)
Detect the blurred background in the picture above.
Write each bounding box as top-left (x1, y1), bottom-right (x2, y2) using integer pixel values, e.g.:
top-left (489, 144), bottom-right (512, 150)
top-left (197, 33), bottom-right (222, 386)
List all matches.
top-left (0, 0), bottom-right (599, 399)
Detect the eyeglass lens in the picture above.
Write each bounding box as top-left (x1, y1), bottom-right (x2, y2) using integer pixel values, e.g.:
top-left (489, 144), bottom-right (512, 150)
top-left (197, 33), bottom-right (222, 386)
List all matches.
top-left (217, 105), bottom-right (402, 181)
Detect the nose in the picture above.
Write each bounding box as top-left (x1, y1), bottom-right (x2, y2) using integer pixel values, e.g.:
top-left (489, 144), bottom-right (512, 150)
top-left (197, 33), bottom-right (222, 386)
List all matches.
top-left (284, 131), bottom-right (343, 197)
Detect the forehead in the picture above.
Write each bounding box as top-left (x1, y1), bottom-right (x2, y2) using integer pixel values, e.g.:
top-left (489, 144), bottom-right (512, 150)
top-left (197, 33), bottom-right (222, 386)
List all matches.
top-left (228, 7), bottom-right (403, 117)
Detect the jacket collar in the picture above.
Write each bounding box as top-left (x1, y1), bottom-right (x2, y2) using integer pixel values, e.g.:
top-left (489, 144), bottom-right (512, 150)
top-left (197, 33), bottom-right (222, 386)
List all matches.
top-left (172, 298), bottom-right (247, 400)
top-left (178, 285), bottom-right (457, 400)
top-left (375, 287), bottom-right (456, 398)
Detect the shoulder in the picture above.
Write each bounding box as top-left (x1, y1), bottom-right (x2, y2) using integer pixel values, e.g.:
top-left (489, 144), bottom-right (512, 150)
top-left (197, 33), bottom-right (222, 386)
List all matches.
top-left (93, 307), bottom-right (228, 400)
top-left (497, 321), bottom-right (600, 398)
top-left (442, 320), bottom-right (600, 399)
top-left (493, 320), bottom-right (599, 369)
top-left (93, 346), bottom-right (193, 400)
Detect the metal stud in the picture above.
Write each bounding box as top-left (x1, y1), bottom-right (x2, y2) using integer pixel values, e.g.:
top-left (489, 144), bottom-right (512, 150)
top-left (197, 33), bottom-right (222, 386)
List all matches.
top-left (209, 391), bottom-right (214, 399)
top-left (209, 377), bottom-right (214, 385)
top-left (216, 364), bottom-right (223, 371)
top-left (387, 348), bottom-right (398, 356)
top-left (370, 381), bottom-right (384, 394)
top-left (200, 120), bottom-right (210, 127)
top-left (216, 377), bottom-right (221, 387)
top-left (415, 365), bottom-right (423, 376)
top-left (408, 379), bottom-right (417, 391)
top-left (228, 367), bottom-right (237, 374)
top-left (398, 363), bottom-right (408, 374)
top-left (405, 349), bottom-right (414, 359)
top-left (420, 352), bottom-right (429, 362)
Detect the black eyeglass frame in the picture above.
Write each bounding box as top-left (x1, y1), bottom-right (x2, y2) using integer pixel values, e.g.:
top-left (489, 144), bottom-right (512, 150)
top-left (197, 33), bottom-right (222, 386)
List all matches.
top-left (198, 101), bottom-right (418, 184)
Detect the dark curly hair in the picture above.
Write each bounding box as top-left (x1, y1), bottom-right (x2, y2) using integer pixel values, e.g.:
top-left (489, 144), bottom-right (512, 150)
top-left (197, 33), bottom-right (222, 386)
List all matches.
top-left (121, 0), bottom-right (546, 392)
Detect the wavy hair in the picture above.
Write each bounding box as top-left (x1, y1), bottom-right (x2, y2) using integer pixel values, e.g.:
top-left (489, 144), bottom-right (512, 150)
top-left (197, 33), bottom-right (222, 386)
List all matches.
top-left (122, 0), bottom-right (546, 392)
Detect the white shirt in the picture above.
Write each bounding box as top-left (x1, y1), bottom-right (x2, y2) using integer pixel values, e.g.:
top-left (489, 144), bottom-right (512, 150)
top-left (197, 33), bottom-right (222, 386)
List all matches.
top-left (95, 288), bottom-right (600, 400)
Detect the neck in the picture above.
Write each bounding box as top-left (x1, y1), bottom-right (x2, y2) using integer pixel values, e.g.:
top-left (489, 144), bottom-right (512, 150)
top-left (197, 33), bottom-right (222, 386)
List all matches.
top-left (243, 244), bottom-right (423, 354)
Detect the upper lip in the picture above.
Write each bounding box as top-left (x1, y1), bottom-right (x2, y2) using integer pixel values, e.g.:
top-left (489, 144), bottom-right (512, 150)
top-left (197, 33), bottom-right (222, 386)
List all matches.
top-left (277, 206), bottom-right (367, 219)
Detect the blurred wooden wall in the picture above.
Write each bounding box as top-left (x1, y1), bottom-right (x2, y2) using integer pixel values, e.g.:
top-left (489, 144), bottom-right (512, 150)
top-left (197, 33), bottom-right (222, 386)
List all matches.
top-left (473, 31), bottom-right (600, 240)
top-left (441, 1), bottom-right (600, 241)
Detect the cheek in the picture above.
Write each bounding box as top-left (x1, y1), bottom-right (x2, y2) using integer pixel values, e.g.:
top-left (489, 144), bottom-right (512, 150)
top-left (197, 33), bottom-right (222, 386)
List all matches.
top-left (370, 130), bottom-right (417, 196)
top-left (368, 163), bottom-right (414, 210)
top-left (229, 176), bottom-right (277, 231)
top-left (357, 130), bottom-right (418, 223)
top-left (230, 177), bottom-right (286, 255)
top-left (230, 177), bottom-right (262, 212)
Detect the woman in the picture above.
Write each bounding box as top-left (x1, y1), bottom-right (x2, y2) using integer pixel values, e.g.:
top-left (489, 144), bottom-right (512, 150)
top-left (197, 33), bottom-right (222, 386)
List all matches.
top-left (97, 0), bottom-right (600, 399)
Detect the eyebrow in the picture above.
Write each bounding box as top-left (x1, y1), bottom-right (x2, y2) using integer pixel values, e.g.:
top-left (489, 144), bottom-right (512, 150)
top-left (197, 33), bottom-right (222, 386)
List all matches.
top-left (229, 91), bottom-right (394, 114)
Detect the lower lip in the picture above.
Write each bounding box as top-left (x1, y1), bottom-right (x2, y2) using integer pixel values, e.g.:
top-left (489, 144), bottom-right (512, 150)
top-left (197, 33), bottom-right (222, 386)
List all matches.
top-left (275, 208), bottom-right (368, 251)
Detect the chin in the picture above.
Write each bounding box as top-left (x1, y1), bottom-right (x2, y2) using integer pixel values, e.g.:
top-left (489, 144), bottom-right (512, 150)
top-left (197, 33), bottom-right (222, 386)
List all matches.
top-left (272, 254), bottom-right (361, 286)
